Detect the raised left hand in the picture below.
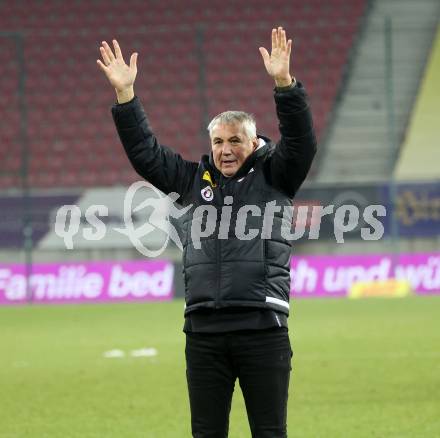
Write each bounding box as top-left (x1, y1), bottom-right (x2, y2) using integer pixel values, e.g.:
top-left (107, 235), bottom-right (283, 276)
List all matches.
top-left (259, 27), bottom-right (293, 87)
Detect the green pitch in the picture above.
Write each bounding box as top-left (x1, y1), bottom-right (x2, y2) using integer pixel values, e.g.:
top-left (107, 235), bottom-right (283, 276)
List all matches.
top-left (0, 296), bottom-right (439, 438)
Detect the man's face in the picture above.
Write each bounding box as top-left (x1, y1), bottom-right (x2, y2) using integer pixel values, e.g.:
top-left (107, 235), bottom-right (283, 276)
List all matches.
top-left (211, 123), bottom-right (258, 177)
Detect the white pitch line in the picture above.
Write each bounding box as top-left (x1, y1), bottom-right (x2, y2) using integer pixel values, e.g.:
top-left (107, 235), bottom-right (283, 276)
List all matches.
top-left (103, 349), bottom-right (126, 358)
top-left (102, 348), bottom-right (158, 359)
top-left (130, 348), bottom-right (158, 358)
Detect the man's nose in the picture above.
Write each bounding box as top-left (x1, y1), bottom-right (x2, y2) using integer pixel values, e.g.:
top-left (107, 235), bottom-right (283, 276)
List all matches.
top-left (222, 143), bottom-right (233, 155)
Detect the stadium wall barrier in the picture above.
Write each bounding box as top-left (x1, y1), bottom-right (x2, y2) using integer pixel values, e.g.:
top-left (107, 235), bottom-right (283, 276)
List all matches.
top-left (294, 181), bottom-right (440, 240)
top-left (0, 259), bottom-right (174, 305)
top-left (0, 253), bottom-right (438, 306)
top-left (381, 181), bottom-right (440, 237)
top-left (290, 252), bottom-right (440, 298)
top-left (0, 180), bottom-right (439, 251)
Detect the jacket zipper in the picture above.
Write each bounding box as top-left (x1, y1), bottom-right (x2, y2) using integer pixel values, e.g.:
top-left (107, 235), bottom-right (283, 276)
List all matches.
top-left (215, 178), bottom-right (225, 308)
top-left (216, 236), bottom-right (220, 308)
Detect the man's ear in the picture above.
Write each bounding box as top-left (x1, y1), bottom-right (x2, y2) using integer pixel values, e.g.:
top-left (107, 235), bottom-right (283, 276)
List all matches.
top-left (252, 138), bottom-right (259, 150)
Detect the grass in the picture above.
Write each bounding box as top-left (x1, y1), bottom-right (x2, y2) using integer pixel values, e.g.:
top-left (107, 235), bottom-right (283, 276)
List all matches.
top-left (0, 296), bottom-right (439, 437)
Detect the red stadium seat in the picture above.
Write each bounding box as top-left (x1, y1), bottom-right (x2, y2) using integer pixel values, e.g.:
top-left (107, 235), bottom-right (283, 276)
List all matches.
top-left (0, 0), bottom-right (367, 189)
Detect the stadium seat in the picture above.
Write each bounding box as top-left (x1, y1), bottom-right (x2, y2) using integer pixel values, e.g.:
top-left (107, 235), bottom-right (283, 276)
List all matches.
top-left (0, 0), bottom-right (367, 188)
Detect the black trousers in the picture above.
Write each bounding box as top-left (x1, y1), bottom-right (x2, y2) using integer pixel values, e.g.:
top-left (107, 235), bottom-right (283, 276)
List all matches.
top-left (185, 328), bottom-right (293, 438)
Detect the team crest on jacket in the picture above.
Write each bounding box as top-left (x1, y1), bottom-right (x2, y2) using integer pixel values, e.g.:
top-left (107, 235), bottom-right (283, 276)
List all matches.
top-left (201, 185), bottom-right (214, 202)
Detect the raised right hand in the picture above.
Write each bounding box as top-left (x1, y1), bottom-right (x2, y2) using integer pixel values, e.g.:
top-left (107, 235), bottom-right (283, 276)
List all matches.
top-left (97, 39), bottom-right (138, 103)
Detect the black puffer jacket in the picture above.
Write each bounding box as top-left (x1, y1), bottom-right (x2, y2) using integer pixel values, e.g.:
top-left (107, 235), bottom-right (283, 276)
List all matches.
top-left (112, 83), bottom-right (316, 316)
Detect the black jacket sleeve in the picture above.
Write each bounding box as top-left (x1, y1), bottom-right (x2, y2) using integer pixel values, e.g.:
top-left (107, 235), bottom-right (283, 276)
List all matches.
top-left (268, 82), bottom-right (317, 198)
top-left (111, 96), bottom-right (198, 200)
